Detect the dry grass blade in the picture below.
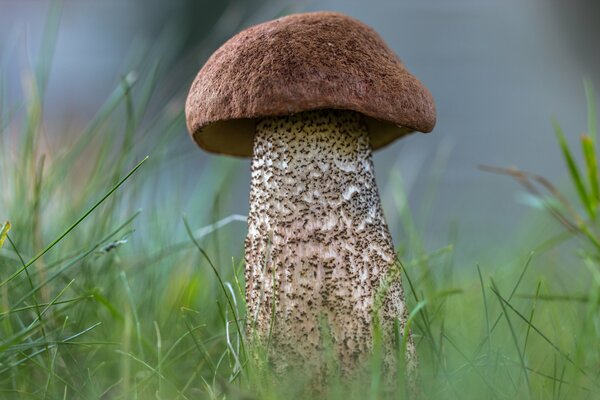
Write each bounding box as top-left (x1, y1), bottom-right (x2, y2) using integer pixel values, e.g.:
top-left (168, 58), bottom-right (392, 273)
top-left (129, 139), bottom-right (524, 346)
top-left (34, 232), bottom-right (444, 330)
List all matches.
top-left (481, 164), bottom-right (600, 251)
top-left (479, 165), bottom-right (582, 232)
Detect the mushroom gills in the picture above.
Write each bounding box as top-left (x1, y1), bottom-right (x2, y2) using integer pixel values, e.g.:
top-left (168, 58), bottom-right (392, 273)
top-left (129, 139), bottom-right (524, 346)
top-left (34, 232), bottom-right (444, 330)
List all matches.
top-left (245, 108), bottom-right (414, 374)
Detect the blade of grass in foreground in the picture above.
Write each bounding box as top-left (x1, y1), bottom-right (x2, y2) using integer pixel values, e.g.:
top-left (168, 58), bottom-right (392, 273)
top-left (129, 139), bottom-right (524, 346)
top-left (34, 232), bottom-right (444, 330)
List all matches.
top-left (0, 221), bottom-right (10, 248)
top-left (0, 280), bottom-right (75, 354)
top-left (474, 252), bottom-right (534, 356)
top-left (476, 265), bottom-right (492, 360)
top-left (441, 333), bottom-right (499, 398)
top-left (0, 156), bottom-right (148, 289)
top-left (5, 211), bottom-right (140, 313)
top-left (490, 284), bottom-right (599, 389)
top-left (115, 351), bottom-right (191, 400)
top-left (399, 259), bottom-right (459, 398)
top-left (0, 321), bottom-right (102, 373)
top-left (553, 119), bottom-right (594, 219)
top-left (183, 216), bottom-right (247, 369)
top-left (7, 234), bottom-right (48, 349)
top-left (521, 281), bottom-right (542, 360)
top-left (119, 270), bottom-right (145, 360)
top-left (0, 297), bottom-right (91, 317)
top-left (582, 135), bottom-right (600, 208)
top-left (490, 279), bottom-right (532, 398)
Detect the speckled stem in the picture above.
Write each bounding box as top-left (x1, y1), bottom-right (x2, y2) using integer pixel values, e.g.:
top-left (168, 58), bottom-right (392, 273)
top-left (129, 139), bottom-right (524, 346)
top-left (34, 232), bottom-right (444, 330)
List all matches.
top-left (245, 109), bottom-right (416, 380)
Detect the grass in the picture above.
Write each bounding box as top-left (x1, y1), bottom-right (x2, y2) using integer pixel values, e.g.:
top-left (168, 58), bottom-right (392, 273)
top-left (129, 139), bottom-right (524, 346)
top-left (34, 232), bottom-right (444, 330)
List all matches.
top-left (2, 5), bottom-right (600, 400)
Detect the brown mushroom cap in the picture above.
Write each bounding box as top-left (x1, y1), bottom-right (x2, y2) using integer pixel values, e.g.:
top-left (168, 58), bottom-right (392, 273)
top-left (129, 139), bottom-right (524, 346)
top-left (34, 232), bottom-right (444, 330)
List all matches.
top-left (185, 11), bottom-right (436, 157)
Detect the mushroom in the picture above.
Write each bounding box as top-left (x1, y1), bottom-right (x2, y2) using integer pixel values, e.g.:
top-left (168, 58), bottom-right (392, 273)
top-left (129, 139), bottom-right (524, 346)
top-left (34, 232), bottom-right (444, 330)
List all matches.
top-left (185, 11), bottom-right (435, 381)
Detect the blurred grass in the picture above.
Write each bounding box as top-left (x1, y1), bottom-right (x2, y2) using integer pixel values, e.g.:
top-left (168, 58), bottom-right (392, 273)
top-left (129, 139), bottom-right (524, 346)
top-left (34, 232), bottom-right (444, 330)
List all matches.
top-left (2, 4), bottom-right (600, 400)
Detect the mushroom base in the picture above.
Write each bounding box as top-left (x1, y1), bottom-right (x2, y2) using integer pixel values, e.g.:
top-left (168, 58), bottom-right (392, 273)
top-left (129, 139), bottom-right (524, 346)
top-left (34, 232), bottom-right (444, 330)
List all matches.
top-left (245, 109), bottom-right (416, 382)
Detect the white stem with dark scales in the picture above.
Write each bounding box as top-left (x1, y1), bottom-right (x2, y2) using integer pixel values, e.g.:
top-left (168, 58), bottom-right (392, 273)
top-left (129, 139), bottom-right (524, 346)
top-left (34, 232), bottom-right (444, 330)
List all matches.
top-left (245, 109), bottom-right (416, 377)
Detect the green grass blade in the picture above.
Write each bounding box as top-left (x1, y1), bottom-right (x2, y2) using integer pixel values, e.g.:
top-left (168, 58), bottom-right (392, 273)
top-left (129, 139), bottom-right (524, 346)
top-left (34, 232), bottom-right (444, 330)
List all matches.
top-left (0, 280), bottom-right (75, 354)
top-left (154, 321), bottom-right (163, 395)
top-left (6, 235), bottom-right (48, 350)
top-left (0, 221), bottom-right (10, 248)
top-left (475, 253), bottom-right (534, 356)
top-left (0, 156), bottom-right (148, 289)
top-left (0, 297), bottom-right (91, 317)
top-left (477, 265), bottom-right (492, 358)
top-left (515, 293), bottom-right (589, 302)
top-left (522, 281), bottom-right (541, 359)
top-left (552, 354), bottom-right (558, 400)
top-left (491, 284), bottom-right (598, 388)
top-left (553, 119), bottom-right (594, 218)
top-left (490, 280), bottom-right (532, 398)
top-left (441, 333), bottom-right (499, 398)
top-left (120, 270), bottom-right (145, 359)
top-left (398, 260), bottom-right (439, 357)
top-left (581, 135), bottom-right (600, 208)
top-left (5, 211), bottom-right (140, 313)
top-left (27, 279), bottom-right (75, 330)
top-left (182, 319), bottom-right (217, 377)
top-left (182, 216), bottom-right (247, 365)
top-left (115, 350), bottom-right (191, 400)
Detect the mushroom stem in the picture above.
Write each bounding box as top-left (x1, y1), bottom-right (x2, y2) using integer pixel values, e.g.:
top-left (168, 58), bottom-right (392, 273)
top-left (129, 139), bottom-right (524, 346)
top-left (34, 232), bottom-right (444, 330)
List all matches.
top-left (245, 109), bottom-right (415, 377)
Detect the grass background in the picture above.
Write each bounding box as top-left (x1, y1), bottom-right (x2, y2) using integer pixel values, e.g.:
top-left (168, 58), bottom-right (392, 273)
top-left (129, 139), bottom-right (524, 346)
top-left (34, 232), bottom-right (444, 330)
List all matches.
top-left (1, 2), bottom-right (600, 399)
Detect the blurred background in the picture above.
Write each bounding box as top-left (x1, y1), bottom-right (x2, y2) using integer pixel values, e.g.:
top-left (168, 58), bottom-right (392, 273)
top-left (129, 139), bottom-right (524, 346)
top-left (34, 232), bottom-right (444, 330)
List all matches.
top-left (2, 0), bottom-right (600, 266)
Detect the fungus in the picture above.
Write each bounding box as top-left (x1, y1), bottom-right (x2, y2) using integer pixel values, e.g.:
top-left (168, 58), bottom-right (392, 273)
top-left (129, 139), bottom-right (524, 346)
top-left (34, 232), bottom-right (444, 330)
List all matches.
top-left (185, 11), bottom-right (436, 381)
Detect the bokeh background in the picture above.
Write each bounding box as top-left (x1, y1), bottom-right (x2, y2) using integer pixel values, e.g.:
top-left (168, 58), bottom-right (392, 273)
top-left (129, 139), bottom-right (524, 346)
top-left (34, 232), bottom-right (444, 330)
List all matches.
top-left (2, 0), bottom-right (600, 266)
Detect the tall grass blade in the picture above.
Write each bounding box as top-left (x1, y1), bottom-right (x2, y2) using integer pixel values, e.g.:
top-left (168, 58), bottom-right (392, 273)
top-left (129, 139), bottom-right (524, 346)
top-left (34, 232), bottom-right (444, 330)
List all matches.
top-left (441, 333), bottom-right (498, 398)
top-left (0, 221), bottom-right (10, 248)
top-left (553, 119), bottom-right (594, 219)
top-left (120, 270), bottom-right (145, 359)
top-left (115, 350), bottom-right (191, 400)
top-left (491, 284), bottom-right (598, 388)
top-left (522, 281), bottom-right (541, 359)
top-left (6, 211), bottom-right (140, 312)
top-left (0, 156), bottom-right (148, 289)
top-left (490, 279), bottom-right (532, 397)
top-left (182, 216), bottom-right (246, 364)
top-left (581, 135), bottom-right (600, 208)
top-left (6, 235), bottom-right (47, 349)
top-left (477, 265), bottom-right (492, 358)
top-left (475, 252), bottom-right (534, 355)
